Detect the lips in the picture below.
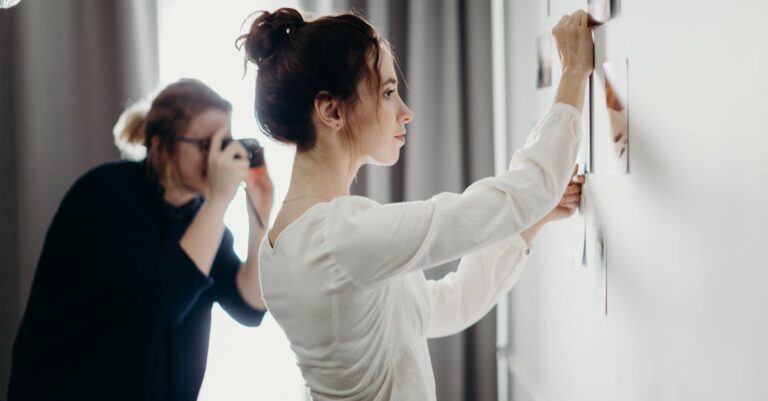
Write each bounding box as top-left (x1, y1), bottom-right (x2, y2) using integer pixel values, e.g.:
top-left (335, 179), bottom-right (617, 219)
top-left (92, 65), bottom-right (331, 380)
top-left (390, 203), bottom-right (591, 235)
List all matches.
top-left (394, 131), bottom-right (406, 141)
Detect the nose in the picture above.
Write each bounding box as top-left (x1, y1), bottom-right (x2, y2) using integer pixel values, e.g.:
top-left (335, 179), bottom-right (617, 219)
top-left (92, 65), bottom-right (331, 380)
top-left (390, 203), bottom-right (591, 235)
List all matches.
top-left (399, 100), bottom-right (414, 125)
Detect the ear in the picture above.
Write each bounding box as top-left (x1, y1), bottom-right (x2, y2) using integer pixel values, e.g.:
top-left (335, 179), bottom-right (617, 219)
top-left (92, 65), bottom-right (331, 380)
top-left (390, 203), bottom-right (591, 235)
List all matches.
top-left (314, 91), bottom-right (344, 131)
top-left (150, 135), bottom-right (161, 153)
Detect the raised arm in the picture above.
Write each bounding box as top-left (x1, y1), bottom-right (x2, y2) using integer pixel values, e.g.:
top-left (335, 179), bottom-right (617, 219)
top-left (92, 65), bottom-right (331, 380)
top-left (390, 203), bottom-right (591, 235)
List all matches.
top-left (328, 104), bottom-right (582, 289)
top-left (327, 10), bottom-right (594, 290)
top-left (424, 10), bottom-right (594, 336)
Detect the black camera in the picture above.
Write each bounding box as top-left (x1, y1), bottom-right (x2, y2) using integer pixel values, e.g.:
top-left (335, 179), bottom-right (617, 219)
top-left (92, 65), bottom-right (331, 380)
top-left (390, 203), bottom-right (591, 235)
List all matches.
top-left (221, 138), bottom-right (265, 168)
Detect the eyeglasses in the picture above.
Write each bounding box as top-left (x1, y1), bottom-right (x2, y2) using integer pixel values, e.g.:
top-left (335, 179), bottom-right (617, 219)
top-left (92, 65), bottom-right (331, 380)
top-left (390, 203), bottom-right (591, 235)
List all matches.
top-left (175, 137), bottom-right (214, 154)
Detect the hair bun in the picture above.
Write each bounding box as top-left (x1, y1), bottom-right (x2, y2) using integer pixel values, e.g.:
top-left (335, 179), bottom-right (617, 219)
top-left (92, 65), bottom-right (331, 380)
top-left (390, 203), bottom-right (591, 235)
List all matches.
top-left (113, 101), bottom-right (149, 160)
top-left (242, 8), bottom-right (305, 66)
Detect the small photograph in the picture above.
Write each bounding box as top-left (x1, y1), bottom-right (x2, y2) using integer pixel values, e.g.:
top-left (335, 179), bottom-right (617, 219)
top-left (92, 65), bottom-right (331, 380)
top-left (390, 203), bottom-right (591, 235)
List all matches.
top-left (579, 86), bottom-right (593, 174)
top-left (536, 35), bottom-right (552, 89)
top-left (574, 215), bottom-right (587, 267)
top-left (585, 215), bottom-right (608, 315)
top-left (588, 0), bottom-right (614, 25)
top-left (603, 59), bottom-right (629, 173)
top-left (594, 221), bottom-right (607, 315)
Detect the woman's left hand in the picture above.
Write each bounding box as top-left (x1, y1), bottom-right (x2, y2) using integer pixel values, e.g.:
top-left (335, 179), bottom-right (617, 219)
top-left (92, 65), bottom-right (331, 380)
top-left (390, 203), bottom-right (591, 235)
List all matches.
top-left (545, 166), bottom-right (585, 222)
top-left (244, 163), bottom-right (274, 231)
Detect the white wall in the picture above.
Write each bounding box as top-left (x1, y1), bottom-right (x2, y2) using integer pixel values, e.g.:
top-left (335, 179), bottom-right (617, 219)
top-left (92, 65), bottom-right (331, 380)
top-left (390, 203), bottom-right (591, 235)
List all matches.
top-left (502, 1), bottom-right (768, 400)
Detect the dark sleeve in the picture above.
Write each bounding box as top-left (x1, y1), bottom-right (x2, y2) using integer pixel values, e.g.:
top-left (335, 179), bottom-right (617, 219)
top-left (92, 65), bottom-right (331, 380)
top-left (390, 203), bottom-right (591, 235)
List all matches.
top-left (79, 181), bottom-right (214, 325)
top-left (209, 229), bottom-right (266, 327)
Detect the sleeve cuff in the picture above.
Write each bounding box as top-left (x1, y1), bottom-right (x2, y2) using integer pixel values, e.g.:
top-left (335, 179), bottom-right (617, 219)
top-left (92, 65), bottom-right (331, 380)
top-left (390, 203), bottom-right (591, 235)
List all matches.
top-left (511, 233), bottom-right (532, 257)
top-left (551, 102), bottom-right (582, 119)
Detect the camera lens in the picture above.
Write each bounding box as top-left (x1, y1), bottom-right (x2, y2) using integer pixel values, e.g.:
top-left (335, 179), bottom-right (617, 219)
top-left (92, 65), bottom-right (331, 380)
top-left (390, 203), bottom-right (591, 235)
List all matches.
top-left (221, 138), bottom-right (264, 168)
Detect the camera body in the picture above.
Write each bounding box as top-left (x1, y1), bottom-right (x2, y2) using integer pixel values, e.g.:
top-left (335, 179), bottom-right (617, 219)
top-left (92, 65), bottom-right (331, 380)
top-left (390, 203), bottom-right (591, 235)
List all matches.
top-left (221, 138), bottom-right (265, 168)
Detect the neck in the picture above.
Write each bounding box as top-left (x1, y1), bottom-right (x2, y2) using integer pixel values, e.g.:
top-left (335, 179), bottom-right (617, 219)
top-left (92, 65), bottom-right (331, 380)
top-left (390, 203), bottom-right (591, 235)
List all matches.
top-left (286, 138), bottom-right (363, 202)
top-left (161, 180), bottom-right (198, 207)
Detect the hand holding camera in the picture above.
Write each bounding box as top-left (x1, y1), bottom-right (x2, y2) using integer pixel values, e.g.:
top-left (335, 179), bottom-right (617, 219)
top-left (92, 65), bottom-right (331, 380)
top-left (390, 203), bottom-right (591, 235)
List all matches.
top-left (207, 129), bottom-right (251, 204)
top-left (227, 137), bottom-right (271, 229)
top-left (221, 137), bottom-right (265, 168)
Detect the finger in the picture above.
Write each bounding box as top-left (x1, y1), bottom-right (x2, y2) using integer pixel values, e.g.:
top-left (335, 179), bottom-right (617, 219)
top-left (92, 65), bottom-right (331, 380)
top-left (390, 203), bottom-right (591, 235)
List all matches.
top-left (569, 10), bottom-right (586, 21)
top-left (248, 166), bottom-right (272, 188)
top-left (563, 198), bottom-right (581, 207)
top-left (569, 10), bottom-right (584, 26)
top-left (577, 10), bottom-right (588, 27)
top-left (565, 184), bottom-right (582, 195)
top-left (222, 138), bottom-right (247, 159)
top-left (573, 174), bottom-right (586, 184)
top-left (249, 158), bottom-right (270, 175)
top-left (553, 15), bottom-right (569, 34)
top-left (571, 163), bottom-right (579, 177)
top-left (560, 194), bottom-right (581, 205)
top-left (209, 128), bottom-right (228, 158)
top-left (560, 198), bottom-right (580, 208)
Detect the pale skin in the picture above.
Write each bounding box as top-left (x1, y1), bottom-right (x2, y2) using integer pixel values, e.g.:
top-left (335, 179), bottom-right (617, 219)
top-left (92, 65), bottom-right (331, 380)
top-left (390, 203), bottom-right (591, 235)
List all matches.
top-left (271, 10), bottom-right (594, 250)
top-left (155, 110), bottom-right (272, 311)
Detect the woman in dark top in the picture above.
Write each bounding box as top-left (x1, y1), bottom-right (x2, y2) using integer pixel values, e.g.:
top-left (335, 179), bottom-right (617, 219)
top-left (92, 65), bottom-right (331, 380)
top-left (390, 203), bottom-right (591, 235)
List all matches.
top-left (8, 78), bottom-right (272, 401)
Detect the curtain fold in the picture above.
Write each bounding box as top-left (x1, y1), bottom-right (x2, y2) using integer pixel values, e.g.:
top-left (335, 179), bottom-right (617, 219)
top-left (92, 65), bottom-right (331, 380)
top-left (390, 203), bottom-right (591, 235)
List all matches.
top-left (0, 1), bottom-right (159, 397)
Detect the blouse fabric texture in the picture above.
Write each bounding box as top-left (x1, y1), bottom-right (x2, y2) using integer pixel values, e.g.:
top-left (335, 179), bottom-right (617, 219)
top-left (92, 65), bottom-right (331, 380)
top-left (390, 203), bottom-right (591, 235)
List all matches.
top-left (259, 103), bottom-right (583, 401)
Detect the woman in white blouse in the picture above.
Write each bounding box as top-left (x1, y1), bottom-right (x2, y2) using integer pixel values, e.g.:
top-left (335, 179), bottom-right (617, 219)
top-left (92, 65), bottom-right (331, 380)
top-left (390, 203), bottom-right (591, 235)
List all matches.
top-left (241, 7), bottom-right (593, 401)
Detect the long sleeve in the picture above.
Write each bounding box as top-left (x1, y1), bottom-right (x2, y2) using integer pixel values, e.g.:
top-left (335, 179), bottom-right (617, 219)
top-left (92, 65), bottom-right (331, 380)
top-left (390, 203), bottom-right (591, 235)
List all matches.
top-left (425, 234), bottom-right (530, 338)
top-left (326, 103), bottom-right (582, 289)
top-left (77, 180), bottom-right (213, 324)
top-left (210, 229), bottom-right (266, 327)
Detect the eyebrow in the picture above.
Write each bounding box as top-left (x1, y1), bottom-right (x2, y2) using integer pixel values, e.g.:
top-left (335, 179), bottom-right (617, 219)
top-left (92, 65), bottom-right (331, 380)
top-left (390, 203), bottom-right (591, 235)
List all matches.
top-left (382, 78), bottom-right (397, 87)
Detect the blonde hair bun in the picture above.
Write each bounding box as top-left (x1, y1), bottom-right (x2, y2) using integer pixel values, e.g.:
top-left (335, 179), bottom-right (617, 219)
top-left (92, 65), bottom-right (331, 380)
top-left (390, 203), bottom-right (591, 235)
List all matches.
top-left (113, 101), bottom-right (150, 160)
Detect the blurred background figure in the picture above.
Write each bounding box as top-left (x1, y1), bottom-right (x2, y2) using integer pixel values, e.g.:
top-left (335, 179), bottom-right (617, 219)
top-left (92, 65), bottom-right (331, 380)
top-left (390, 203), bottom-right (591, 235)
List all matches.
top-left (8, 78), bottom-right (272, 401)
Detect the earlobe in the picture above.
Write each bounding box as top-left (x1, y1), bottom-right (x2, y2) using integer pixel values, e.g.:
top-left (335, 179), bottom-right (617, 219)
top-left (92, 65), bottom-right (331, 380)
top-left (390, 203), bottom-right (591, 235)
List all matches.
top-left (314, 91), bottom-right (343, 131)
top-left (150, 136), bottom-right (160, 152)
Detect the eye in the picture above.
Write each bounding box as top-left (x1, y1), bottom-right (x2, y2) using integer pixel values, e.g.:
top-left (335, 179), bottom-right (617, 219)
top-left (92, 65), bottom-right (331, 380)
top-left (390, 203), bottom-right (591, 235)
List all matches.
top-left (384, 89), bottom-right (396, 99)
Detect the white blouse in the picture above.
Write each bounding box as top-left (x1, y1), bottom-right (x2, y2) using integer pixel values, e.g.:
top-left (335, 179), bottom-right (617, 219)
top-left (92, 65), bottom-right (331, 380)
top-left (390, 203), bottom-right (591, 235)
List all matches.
top-left (259, 103), bottom-right (583, 401)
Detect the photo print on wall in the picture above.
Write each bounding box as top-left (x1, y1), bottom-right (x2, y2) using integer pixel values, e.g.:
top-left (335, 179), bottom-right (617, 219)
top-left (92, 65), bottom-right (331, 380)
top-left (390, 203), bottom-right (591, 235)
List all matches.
top-left (592, 58), bottom-right (628, 174)
top-left (586, 215), bottom-right (608, 315)
top-left (604, 59), bottom-right (628, 171)
top-left (587, 0), bottom-right (616, 25)
top-left (536, 35), bottom-right (552, 89)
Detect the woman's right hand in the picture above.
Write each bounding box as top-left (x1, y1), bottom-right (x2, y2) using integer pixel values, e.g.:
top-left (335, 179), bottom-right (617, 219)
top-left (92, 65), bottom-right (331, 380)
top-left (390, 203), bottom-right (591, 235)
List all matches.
top-left (552, 10), bottom-right (593, 78)
top-left (206, 129), bottom-right (250, 204)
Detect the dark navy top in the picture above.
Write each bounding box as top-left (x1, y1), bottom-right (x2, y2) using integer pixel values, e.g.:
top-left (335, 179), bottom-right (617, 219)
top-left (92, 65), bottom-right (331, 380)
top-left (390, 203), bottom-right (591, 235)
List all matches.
top-left (9, 160), bottom-right (266, 401)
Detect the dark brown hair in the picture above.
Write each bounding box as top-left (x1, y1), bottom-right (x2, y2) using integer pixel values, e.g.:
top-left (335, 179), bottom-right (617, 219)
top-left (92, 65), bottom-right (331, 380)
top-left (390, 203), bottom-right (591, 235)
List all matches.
top-left (238, 8), bottom-right (385, 152)
top-left (114, 78), bottom-right (232, 186)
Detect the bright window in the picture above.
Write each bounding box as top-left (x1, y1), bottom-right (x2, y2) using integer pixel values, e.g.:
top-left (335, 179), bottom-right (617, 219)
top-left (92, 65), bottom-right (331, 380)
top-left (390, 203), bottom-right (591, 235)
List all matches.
top-left (158, 1), bottom-right (304, 400)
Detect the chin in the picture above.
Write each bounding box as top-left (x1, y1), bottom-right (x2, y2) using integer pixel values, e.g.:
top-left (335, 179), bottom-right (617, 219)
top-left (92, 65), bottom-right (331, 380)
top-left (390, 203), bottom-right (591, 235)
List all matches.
top-left (185, 181), bottom-right (209, 198)
top-left (363, 143), bottom-right (403, 166)
top-left (369, 153), bottom-right (400, 167)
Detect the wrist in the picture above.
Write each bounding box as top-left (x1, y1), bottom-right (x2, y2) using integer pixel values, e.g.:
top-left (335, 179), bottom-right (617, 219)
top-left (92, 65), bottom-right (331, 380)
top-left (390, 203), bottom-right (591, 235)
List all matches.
top-left (562, 67), bottom-right (591, 81)
top-left (204, 195), bottom-right (230, 215)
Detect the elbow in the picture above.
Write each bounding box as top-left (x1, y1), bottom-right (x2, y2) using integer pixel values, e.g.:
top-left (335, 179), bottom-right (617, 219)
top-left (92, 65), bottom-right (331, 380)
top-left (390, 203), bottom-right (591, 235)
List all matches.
top-left (238, 308), bottom-right (267, 327)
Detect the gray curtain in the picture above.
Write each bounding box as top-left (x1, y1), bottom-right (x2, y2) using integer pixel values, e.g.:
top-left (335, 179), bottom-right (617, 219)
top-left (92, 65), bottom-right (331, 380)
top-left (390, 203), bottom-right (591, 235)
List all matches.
top-left (302, 1), bottom-right (497, 400)
top-left (0, 1), bottom-right (158, 397)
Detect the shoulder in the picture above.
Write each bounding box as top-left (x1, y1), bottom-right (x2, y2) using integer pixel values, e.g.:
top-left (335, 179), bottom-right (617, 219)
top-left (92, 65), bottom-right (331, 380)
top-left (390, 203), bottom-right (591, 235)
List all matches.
top-left (64, 160), bottom-right (151, 211)
top-left (74, 160), bottom-right (145, 191)
top-left (324, 195), bottom-right (381, 216)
